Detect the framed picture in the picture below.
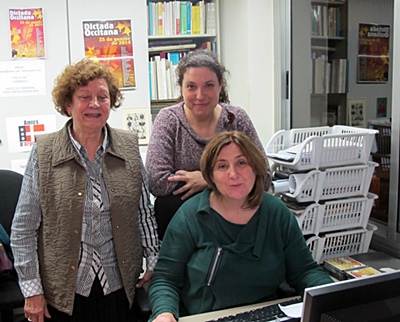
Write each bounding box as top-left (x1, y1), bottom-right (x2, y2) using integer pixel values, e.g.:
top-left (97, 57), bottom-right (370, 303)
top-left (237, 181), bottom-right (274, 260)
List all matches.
top-left (348, 99), bottom-right (366, 127)
top-left (376, 97), bottom-right (387, 118)
top-left (357, 23), bottom-right (390, 83)
top-left (122, 107), bottom-right (150, 145)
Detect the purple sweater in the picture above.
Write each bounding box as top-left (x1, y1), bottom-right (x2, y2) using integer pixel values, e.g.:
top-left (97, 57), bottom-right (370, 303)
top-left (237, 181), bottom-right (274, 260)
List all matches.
top-left (145, 102), bottom-right (271, 196)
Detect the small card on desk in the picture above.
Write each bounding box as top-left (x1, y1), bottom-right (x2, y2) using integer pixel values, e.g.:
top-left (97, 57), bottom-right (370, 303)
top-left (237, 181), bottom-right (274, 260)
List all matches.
top-left (345, 266), bottom-right (382, 279)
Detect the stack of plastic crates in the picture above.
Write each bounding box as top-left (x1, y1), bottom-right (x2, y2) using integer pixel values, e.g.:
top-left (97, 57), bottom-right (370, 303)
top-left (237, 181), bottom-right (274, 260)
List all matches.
top-left (266, 125), bottom-right (379, 263)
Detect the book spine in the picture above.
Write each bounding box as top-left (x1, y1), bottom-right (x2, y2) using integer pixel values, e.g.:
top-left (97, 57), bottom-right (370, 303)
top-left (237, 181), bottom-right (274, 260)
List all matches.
top-left (192, 5), bottom-right (201, 34)
top-left (148, 3), bottom-right (153, 36)
top-left (186, 1), bottom-right (192, 34)
top-left (157, 2), bottom-right (163, 36)
top-left (175, 1), bottom-right (181, 35)
top-left (199, 1), bottom-right (205, 34)
top-left (180, 1), bottom-right (188, 35)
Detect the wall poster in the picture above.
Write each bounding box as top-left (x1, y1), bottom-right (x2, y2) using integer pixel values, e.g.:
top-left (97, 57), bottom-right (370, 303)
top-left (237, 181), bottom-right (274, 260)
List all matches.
top-left (83, 19), bottom-right (136, 89)
top-left (9, 8), bottom-right (46, 58)
top-left (348, 99), bottom-right (366, 128)
top-left (357, 23), bottom-right (390, 83)
top-left (376, 97), bottom-right (387, 118)
top-left (6, 114), bottom-right (57, 153)
top-left (122, 108), bottom-right (150, 145)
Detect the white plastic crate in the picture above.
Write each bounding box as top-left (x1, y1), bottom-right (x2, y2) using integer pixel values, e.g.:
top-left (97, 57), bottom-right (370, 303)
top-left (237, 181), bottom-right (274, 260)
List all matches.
top-left (266, 126), bottom-right (378, 171)
top-left (306, 224), bottom-right (377, 264)
top-left (283, 161), bottom-right (378, 203)
top-left (295, 193), bottom-right (377, 235)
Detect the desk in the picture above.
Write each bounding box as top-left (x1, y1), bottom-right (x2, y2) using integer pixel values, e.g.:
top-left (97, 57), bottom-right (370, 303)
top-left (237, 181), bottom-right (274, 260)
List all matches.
top-left (351, 251), bottom-right (400, 271)
top-left (179, 296), bottom-right (300, 322)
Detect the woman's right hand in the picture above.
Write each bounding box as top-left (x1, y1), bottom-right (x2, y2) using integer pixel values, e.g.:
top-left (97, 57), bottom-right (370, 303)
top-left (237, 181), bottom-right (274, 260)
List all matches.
top-left (153, 312), bottom-right (177, 322)
top-left (168, 170), bottom-right (208, 200)
top-left (24, 294), bottom-right (51, 322)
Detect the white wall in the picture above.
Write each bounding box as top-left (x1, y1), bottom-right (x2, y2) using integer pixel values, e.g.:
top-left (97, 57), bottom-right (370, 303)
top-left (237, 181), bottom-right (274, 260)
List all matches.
top-left (219, 0), bottom-right (276, 147)
top-left (0, 0), bottom-right (69, 170)
top-left (0, 0), bottom-right (150, 170)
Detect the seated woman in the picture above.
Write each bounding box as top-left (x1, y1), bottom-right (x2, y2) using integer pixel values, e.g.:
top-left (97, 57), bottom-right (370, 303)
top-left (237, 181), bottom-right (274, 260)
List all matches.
top-left (148, 131), bottom-right (333, 322)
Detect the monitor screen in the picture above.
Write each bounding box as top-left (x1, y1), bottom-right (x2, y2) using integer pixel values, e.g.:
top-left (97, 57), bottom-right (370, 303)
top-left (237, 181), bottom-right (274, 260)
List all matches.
top-left (301, 270), bottom-right (400, 322)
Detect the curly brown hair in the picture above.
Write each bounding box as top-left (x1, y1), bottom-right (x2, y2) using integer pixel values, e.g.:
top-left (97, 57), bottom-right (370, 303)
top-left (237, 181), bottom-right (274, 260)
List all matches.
top-left (52, 59), bottom-right (124, 116)
top-left (200, 131), bottom-right (268, 208)
top-left (176, 50), bottom-right (230, 103)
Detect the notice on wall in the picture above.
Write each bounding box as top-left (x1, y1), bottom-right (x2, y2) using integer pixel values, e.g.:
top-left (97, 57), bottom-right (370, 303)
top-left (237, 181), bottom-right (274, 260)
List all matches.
top-left (0, 60), bottom-right (46, 97)
top-left (9, 8), bottom-right (46, 58)
top-left (11, 159), bottom-right (28, 175)
top-left (358, 23), bottom-right (390, 83)
top-left (6, 114), bottom-right (57, 153)
top-left (83, 19), bottom-right (136, 89)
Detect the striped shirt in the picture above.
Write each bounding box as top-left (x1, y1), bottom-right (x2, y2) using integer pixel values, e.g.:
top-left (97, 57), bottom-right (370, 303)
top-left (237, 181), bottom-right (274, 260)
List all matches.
top-left (11, 125), bottom-right (160, 298)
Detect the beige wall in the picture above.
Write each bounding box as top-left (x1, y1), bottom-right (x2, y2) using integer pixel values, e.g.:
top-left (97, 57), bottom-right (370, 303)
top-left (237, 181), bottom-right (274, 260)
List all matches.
top-left (219, 0), bottom-right (277, 147)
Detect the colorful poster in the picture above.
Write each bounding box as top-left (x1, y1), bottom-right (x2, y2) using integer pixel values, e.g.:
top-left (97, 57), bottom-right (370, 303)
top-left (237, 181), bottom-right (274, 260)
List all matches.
top-left (9, 8), bottom-right (45, 58)
top-left (83, 20), bottom-right (136, 89)
top-left (6, 114), bottom-right (57, 153)
top-left (358, 23), bottom-right (390, 83)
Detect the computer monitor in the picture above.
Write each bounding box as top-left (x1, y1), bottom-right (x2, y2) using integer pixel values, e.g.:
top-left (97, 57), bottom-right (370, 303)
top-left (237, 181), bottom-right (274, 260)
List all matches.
top-left (301, 270), bottom-right (400, 322)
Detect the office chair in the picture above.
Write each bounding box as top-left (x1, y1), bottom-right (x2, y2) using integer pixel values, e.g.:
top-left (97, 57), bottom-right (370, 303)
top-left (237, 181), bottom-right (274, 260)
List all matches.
top-left (0, 169), bottom-right (25, 322)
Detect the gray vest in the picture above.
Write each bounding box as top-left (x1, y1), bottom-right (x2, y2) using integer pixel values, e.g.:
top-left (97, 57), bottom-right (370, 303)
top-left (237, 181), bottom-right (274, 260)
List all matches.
top-left (36, 122), bottom-right (143, 315)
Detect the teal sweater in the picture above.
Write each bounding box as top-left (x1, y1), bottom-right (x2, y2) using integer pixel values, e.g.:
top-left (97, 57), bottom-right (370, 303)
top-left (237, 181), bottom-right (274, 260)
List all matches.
top-left (149, 189), bottom-right (332, 320)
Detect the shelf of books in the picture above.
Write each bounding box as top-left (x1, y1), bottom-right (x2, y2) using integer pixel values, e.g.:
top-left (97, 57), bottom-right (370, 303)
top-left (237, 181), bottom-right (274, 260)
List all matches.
top-left (310, 0), bottom-right (348, 126)
top-left (147, 0), bottom-right (219, 117)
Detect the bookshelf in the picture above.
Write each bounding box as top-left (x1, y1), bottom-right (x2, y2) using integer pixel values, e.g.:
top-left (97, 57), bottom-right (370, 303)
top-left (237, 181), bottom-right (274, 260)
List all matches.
top-left (146, 0), bottom-right (220, 118)
top-left (292, 0), bottom-right (348, 128)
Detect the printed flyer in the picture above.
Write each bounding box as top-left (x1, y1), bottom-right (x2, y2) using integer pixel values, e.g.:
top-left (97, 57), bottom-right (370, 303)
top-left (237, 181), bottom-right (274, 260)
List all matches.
top-left (9, 8), bottom-right (45, 58)
top-left (83, 19), bottom-right (136, 89)
top-left (358, 23), bottom-right (390, 83)
top-left (6, 114), bottom-right (57, 153)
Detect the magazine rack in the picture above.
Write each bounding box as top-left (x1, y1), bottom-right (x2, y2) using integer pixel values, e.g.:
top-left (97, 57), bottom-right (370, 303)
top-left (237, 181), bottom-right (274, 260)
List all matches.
top-left (265, 126), bottom-right (378, 171)
top-left (295, 193), bottom-right (377, 235)
top-left (306, 224), bottom-right (378, 264)
top-left (283, 162), bottom-right (377, 203)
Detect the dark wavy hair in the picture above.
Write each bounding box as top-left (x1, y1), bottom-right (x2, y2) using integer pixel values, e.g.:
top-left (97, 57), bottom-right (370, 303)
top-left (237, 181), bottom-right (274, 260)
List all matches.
top-left (176, 50), bottom-right (230, 103)
top-left (200, 131), bottom-right (268, 208)
top-left (52, 59), bottom-right (124, 116)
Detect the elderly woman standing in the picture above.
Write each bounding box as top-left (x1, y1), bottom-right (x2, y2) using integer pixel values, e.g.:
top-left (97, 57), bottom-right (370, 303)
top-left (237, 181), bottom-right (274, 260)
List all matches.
top-left (11, 59), bottom-right (160, 322)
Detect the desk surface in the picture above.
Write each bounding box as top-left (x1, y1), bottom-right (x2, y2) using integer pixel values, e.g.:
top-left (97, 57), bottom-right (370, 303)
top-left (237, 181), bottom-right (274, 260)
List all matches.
top-left (351, 251), bottom-right (400, 271)
top-left (179, 296), bottom-right (300, 322)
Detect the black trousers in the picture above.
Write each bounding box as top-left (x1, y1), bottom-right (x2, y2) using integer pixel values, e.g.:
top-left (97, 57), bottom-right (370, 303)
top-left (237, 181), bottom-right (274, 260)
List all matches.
top-left (154, 193), bottom-right (187, 240)
top-left (45, 277), bottom-right (129, 322)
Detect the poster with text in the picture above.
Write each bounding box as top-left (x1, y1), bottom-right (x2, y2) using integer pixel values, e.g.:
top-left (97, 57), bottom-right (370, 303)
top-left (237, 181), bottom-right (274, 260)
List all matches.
top-left (358, 23), bottom-right (390, 83)
top-left (6, 114), bottom-right (57, 153)
top-left (83, 20), bottom-right (136, 89)
top-left (9, 8), bottom-right (45, 58)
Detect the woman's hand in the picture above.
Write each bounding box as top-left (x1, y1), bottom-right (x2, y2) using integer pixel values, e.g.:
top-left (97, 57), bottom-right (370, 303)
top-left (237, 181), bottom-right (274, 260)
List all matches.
top-left (168, 170), bottom-right (208, 200)
top-left (153, 312), bottom-right (177, 322)
top-left (136, 270), bottom-right (153, 288)
top-left (24, 294), bottom-right (51, 322)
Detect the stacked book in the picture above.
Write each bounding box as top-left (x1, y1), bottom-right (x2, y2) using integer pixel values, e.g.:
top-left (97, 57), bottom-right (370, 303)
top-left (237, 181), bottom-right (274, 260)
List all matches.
top-left (323, 256), bottom-right (382, 281)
